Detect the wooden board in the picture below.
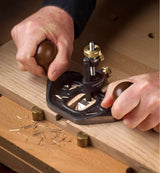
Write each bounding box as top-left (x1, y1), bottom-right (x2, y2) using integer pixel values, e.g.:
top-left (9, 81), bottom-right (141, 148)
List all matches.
top-left (0, 40), bottom-right (159, 173)
top-left (0, 96), bottom-right (127, 173)
top-left (0, 0), bottom-right (159, 172)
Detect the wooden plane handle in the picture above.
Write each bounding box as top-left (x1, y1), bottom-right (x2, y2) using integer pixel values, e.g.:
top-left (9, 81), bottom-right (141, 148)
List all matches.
top-left (113, 81), bottom-right (133, 100)
top-left (35, 40), bottom-right (57, 72)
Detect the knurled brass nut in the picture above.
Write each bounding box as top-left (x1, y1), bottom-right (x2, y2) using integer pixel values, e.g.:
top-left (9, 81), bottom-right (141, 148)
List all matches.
top-left (84, 44), bottom-right (104, 61)
top-left (102, 66), bottom-right (112, 78)
top-left (77, 131), bottom-right (90, 147)
top-left (31, 106), bottom-right (45, 121)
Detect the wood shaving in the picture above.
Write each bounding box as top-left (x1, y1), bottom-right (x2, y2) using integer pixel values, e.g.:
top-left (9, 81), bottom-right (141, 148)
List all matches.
top-left (52, 139), bottom-right (60, 146)
top-left (55, 95), bottom-right (62, 100)
top-left (69, 85), bottom-right (79, 91)
top-left (17, 115), bottom-right (22, 120)
top-left (9, 129), bottom-right (20, 132)
top-left (20, 124), bottom-right (34, 129)
top-left (61, 96), bottom-right (69, 99)
top-left (41, 132), bottom-right (46, 139)
top-left (57, 137), bottom-right (66, 143)
top-left (32, 130), bottom-right (43, 136)
top-left (38, 137), bottom-right (44, 145)
top-left (50, 129), bottom-right (62, 133)
top-left (51, 133), bottom-right (58, 139)
top-left (38, 123), bottom-right (48, 128)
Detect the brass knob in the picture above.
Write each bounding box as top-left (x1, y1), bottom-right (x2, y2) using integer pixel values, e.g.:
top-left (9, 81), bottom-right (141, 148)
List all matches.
top-left (83, 43), bottom-right (104, 61)
top-left (102, 66), bottom-right (112, 78)
top-left (31, 106), bottom-right (45, 121)
top-left (77, 131), bottom-right (90, 147)
top-left (35, 40), bottom-right (57, 72)
top-left (113, 82), bottom-right (133, 100)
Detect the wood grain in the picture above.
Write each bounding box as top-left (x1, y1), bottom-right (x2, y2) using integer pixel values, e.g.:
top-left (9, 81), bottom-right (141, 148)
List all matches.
top-left (0, 96), bottom-right (127, 173)
top-left (0, 0), bottom-right (159, 172)
top-left (0, 40), bottom-right (159, 173)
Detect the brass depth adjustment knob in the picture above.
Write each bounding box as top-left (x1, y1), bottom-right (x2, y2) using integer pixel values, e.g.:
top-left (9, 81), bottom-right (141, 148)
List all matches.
top-left (113, 81), bottom-right (133, 100)
top-left (35, 40), bottom-right (57, 72)
top-left (83, 42), bottom-right (104, 61)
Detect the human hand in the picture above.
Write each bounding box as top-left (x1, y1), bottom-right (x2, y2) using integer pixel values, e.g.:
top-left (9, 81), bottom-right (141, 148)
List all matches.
top-left (11, 6), bottom-right (74, 81)
top-left (101, 72), bottom-right (160, 132)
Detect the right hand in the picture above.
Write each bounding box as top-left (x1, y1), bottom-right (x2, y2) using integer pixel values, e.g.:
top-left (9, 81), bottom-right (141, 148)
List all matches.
top-left (11, 6), bottom-right (74, 81)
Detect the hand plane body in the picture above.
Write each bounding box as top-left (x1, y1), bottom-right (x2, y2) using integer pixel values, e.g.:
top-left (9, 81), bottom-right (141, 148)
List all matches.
top-left (46, 42), bottom-right (114, 125)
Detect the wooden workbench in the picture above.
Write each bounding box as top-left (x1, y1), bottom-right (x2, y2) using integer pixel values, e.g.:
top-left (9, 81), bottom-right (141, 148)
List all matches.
top-left (0, 0), bottom-right (159, 172)
top-left (0, 96), bottom-right (127, 173)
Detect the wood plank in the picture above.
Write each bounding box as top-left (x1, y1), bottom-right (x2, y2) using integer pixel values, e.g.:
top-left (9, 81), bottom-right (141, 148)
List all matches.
top-left (0, 96), bottom-right (127, 173)
top-left (0, 40), bottom-right (158, 173)
top-left (0, 0), bottom-right (159, 172)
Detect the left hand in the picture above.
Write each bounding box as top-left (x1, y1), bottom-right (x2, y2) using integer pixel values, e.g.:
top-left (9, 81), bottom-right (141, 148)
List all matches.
top-left (101, 72), bottom-right (160, 132)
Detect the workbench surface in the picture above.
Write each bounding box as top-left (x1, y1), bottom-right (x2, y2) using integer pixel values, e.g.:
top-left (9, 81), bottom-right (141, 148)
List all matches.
top-left (0, 0), bottom-right (159, 172)
top-left (0, 96), bottom-right (127, 173)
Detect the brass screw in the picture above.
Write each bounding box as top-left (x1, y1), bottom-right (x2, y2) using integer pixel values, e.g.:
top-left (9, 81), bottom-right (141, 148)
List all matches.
top-left (102, 66), bottom-right (112, 78)
top-left (31, 106), bottom-right (45, 121)
top-left (77, 131), bottom-right (89, 147)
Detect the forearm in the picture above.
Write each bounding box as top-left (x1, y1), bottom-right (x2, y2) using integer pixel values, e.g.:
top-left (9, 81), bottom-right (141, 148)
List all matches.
top-left (42, 0), bottom-right (97, 38)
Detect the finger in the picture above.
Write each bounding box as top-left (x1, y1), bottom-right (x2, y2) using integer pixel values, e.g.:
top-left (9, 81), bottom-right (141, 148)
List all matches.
top-left (16, 28), bottom-right (46, 76)
top-left (123, 103), bottom-right (149, 129)
top-left (24, 57), bottom-right (46, 77)
top-left (137, 108), bottom-right (160, 131)
top-left (48, 42), bottom-right (71, 81)
top-left (11, 25), bottom-right (19, 48)
top-left (111, 83), bottom-right (140, 119)
top-left (153, 124), bottom-right (159, 133)
top-left (101, 80), bottom-right (129, 108)
top-left (17, 52), bottom-right (45, 77)
top-left (17, 62), bottom-right (27, 71)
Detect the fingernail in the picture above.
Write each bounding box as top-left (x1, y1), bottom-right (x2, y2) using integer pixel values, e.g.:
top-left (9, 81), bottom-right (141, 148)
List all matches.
top-left (101, 101), bottom-right (104, 107)
top-left (112, 111), bottom-right (121, 120)
top-left (101, 102), bottom-right (107, 108)
top-left (48, 71), bottom-right (57, 81)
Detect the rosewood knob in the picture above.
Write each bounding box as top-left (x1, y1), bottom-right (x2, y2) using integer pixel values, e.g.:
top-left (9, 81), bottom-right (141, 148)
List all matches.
top-left (35, 40), bottom-right (57, 72)
top-left (113, 81), bottom-right (133, 100)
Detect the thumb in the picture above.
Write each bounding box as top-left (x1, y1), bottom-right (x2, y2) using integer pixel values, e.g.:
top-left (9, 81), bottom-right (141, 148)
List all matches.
top-left (48, 42), bottom-right (72, 81)
top-left (101, 80), bottom-right (129, 108)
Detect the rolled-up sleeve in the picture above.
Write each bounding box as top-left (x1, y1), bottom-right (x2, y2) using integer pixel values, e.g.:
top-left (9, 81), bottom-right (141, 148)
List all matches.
top-left (42, 0), bottom-right (96, 38)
